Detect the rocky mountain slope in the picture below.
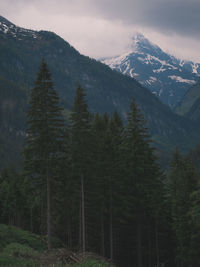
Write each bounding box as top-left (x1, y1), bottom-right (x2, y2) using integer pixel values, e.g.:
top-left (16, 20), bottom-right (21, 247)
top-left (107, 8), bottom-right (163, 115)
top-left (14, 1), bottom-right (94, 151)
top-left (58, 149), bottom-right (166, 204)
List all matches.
top-left (176, 80), bottom-right (200, 122)
top-left (101, 33), bottom-right (200, 107)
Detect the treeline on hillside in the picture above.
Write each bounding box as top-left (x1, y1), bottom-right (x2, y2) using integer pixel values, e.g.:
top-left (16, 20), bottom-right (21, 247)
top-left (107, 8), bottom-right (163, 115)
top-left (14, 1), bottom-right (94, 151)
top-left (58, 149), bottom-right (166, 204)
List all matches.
top-left (0, 60), bottom-right (200, 267)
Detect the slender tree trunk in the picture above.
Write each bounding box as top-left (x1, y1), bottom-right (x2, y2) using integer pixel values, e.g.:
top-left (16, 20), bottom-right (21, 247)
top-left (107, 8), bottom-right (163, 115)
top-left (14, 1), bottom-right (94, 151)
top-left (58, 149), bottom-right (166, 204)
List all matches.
top-left (47, 164), bottom-right (51, 250)
top-left (67, 215), bottom-right (72, 248)
top-left (30, 206), bottom-right (33, 232)
top-left (81, 173), bottom-right (86, 252)
top-left (79, 200), bottom-right (82, 249)
top-left (41, 200), bottom-right (44, 235)
top-left (148, 225), bottom-right (152, 267)
top-left (137, 217), bottom-right (142, 267)
top-left (155, 218), bottom-right (160, 267)
top-left (110, 186), bottom-right (113, 261)
top-left (101, 209), bottom-right (105, 256)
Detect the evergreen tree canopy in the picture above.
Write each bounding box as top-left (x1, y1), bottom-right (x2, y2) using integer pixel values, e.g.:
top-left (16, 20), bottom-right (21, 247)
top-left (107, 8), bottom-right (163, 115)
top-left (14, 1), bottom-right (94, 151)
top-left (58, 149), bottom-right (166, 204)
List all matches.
top-left (122, 98), bottom-right (159, 210)
top-left (70, 84), bottom-right (91, 174)
top-left (25, 59), bottom-right (64, 173)
top-left (169, 149), bottom-right (198, 267)
top-left (24, 59), bottom-right (64, 249)
top-left (69, 84), bottom-right (92, 252)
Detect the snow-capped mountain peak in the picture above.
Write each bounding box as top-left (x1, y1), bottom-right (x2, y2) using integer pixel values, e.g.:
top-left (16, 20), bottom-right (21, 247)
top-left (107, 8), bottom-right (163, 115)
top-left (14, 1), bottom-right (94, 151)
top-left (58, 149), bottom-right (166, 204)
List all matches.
top-left (101, 33), bottom-right (200, 107)
top-left (130, 33), bottom-right (161, 54)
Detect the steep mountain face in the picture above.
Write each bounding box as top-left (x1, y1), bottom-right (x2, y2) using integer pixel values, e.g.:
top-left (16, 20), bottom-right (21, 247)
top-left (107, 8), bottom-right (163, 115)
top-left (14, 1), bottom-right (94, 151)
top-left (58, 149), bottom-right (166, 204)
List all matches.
top-left (0, 75), bottom-right (27, 167)
top-left (101, 33), bottom-right (200, 107)
top-left (176, 80), bottom-right (200, 121)
top-left (0, 16), bottom-right (200, 167)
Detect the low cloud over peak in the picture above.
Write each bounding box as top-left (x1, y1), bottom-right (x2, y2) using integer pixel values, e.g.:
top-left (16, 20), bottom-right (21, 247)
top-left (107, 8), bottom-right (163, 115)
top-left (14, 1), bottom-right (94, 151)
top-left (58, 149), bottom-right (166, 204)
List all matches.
top-left (1, 0), bottom-right (200, 61)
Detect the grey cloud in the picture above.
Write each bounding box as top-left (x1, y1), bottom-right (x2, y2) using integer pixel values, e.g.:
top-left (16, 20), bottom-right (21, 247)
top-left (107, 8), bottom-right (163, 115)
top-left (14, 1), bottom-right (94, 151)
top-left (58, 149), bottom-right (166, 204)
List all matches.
top-left (1, 0), bottom-right (200, 61)
top-left (2, 0), bottom-right (200, 38)
top-left (90, 0), bottom-right (200, 38)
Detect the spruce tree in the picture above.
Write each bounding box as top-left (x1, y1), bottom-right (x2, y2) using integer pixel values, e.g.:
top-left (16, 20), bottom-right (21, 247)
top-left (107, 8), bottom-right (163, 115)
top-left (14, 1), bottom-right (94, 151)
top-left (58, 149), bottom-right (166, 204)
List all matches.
top-left (189, 179), bottom-right (200, 266)
top-left (70, 84), bottom-right (91, 252)
top-left (89, 113), bottom-right (109, 255)
top-left (0, 167), bottom-right (26, 227)
top-left (108, 111), bottom-right (124, 261)
top-left (90, 112), bottom-right (123, 259)
top-left (24, 59), bottom-right (64, 249)
top-left (121, 98), bottom-right (163, 267)
top-left (169, 149), bottom-right (198, 267)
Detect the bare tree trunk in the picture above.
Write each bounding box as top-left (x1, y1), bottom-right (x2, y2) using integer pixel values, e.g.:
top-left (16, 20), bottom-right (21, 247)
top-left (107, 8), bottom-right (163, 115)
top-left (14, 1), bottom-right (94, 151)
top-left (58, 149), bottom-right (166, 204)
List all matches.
top-left (81, 173), bottom-right (86, 253)
top-left (41, 195), bottom-right (46, 235)
top-left (79, 200), bottom-right (82, 249)
top-left (110, 189), bottom-right (113, 261)
top-left (148, 225), bottom-right (152, 267)
top-left (30, 206), bottom-right (33, 232)
top-left (155, 218), bottom-right (160, 267)
top-left (101, 209), bottom-right (105, 256)
top-left (46, 164), bottom-right (51, 250)
top-left (137, 217), bottom-right (142, 267)
top-left (67, 215), bottom-right (72, 248)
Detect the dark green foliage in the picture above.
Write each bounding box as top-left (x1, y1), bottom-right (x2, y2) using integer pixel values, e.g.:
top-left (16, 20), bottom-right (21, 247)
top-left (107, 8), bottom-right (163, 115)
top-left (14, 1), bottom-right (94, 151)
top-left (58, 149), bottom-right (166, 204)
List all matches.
top-left (1, 79), bottom-right (200, 266)
top-left (118, 98), bottom-right (165, 267)
top-left (1, 18), bottom-right (200, 264)
top-left (24, 59), bottom-right (64, 248)
top-left (121, 98), bottom-right (162, 215)
top-left (73, 259), bottom-right (114, 267)
top-left (0, 224), bottom-right (44, 267)
top-left (0, 76), bottom-right (26, 168)
top-left (188, 144), bottom-right (200, 172)
top-left (70, 84), bottom-right (91, 173)
top-left (87, 111), bottom-right (124, 258)
top-left (24, 59), bottom-right (64, 175)
top-left (0, 167), bottom-right (28, 228)
top-left (69, 84), bottom-right (92, 252)
top-left (2, 242), bottom-right (38, 257)
top-left (189, 181), bottom-right (200, 266)
top-left (0, 224), bottom-right (46, 251)
top-left (168, 149), bottom-right (198, 267)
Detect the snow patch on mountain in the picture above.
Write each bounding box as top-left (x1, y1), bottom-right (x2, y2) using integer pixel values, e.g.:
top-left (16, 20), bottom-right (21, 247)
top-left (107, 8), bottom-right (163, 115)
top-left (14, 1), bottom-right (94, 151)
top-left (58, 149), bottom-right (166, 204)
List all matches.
top-left (101, 33), bottom-right (200, 107)
top-left (169, 76), bottom-right (196, 84)
top-left (0, 17), bottom-right (38, 39)
top-left (0, 22), bottom-right (9, 34)
top-left (153, 68), bottom-right (166, 73)
top-left (191, 63), bottom-right (200, 75)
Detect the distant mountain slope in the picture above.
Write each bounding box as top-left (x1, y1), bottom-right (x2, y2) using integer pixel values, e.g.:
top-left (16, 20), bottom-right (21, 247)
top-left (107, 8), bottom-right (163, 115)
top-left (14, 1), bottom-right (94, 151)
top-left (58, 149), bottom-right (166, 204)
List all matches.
top-left (176, 81), bottom-right (200, 115)
top-left (0, 76), bottom-right (26, 167)
top-left (101, 33), bottom-right (200, 107)
top-left (186, 97), bottom-right (200, 122)
top-left (0, 15), bottom-right (200, 167)
top-left (175, 80), bottom-right (200, 124)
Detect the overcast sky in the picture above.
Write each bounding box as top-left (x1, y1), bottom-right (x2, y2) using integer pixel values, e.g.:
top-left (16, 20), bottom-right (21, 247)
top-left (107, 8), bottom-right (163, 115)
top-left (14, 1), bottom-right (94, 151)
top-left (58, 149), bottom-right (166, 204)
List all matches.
top-left (1, 0), bottom-right (200, 61)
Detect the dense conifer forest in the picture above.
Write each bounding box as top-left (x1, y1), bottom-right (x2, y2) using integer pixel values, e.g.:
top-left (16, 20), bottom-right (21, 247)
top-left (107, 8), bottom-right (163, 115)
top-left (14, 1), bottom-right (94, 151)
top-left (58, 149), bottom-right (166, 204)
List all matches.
top-left (1, 60), bottom-right (200, 267)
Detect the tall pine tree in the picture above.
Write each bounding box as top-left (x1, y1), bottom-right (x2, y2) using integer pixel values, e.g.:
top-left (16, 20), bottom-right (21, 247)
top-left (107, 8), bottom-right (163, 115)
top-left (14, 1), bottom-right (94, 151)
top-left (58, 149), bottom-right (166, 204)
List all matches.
top-left (70, 84), bottom-right (91, 252)
top-left (168, 149), bottom-right (197, 267)
top-left (121, 98), bottom-right (163, 267)
top-left (24, 59), bottom-right (64, 249)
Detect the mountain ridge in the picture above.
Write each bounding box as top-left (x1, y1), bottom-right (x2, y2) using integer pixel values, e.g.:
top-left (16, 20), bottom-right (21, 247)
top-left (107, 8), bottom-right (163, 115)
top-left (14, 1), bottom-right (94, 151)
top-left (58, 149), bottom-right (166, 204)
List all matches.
top-left (0, 15), bottom-right (200, 167)
top-left (101, 33), bottom-right (200, 107)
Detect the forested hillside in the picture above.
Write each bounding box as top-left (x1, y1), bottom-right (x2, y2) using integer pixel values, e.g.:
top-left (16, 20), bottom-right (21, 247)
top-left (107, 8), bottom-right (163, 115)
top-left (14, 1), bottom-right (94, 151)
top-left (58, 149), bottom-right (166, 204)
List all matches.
top-left (0, 15), bottom-right (200, 169)
top-left (1, 15), bottom-right (200, 267)
top-left (1, 60), bottom-right (200, 267)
